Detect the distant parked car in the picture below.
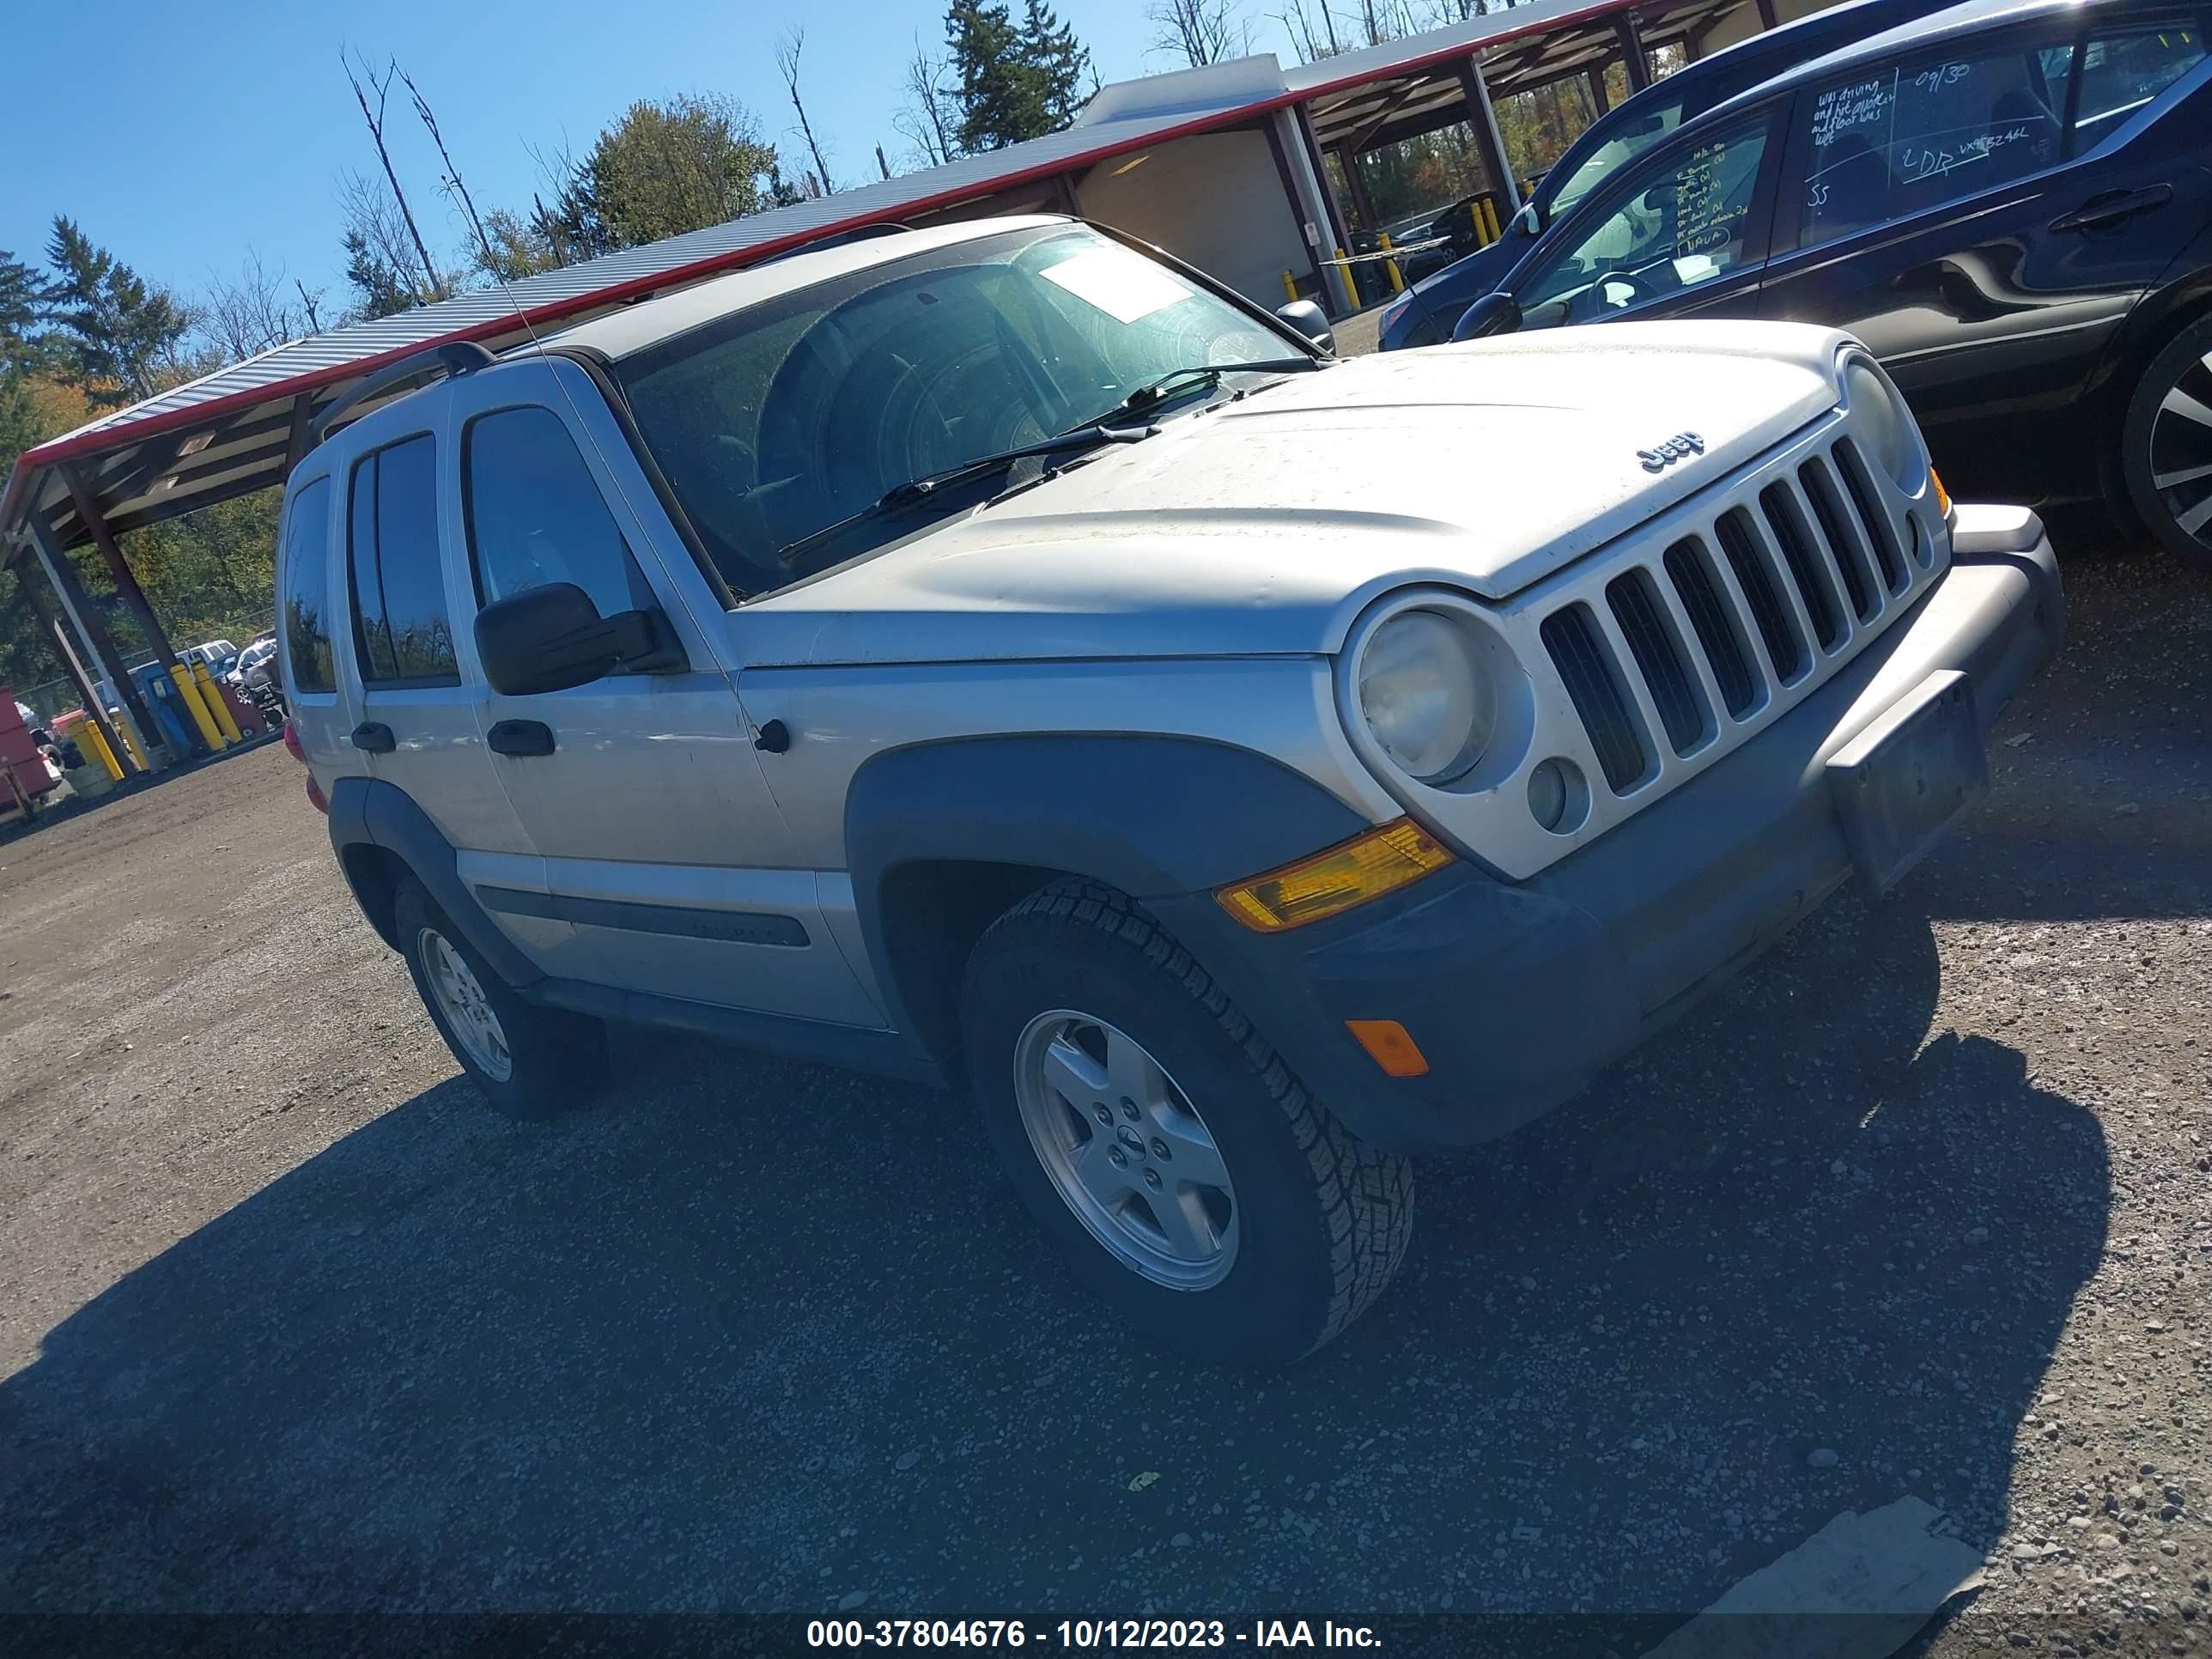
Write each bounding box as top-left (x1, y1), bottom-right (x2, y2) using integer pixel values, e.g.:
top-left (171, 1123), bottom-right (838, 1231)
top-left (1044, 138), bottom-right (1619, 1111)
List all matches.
top-left (228, 639), bottom-right (279, 689)
top-left (182, 639), bottom-right (241, 678)
top-left (1449, 0), bottom-right (2212, 570)
top-left (1378, 0), bottom-right (1972, 350)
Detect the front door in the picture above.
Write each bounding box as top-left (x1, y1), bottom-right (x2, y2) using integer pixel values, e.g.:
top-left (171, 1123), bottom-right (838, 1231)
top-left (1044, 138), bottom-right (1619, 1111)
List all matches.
top-left (440, 356), bottom-right (884, 1030)
top-left (1758, 15), bottom-right (2212, 499)
top-left (1500, 103), bottom-right (1787, 333)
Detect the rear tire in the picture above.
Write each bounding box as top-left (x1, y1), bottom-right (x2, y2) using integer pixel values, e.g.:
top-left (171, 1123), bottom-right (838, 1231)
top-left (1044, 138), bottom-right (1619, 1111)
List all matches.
top-left (2120, 313), bottom-right (2212, 574)
top-left (393, 877), bottom-right (607, 1120)
top-left (961, 878), bottom-right (1413, 1365)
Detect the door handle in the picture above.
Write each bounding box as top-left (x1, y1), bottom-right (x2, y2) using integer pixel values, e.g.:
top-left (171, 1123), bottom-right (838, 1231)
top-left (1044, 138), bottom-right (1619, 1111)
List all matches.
top-left (2050, 184), bottom-right (2172, 233)
top-left (487, 719), bottom-right (556, 757)
top-left (349, 721), bottom-right (395, 754)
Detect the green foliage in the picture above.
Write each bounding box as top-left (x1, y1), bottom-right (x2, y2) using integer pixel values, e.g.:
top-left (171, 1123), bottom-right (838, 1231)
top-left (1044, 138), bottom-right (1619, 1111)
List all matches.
top-left (561, 94), bottom-right (787, 255)
top-left (41, 217), bottom-right (191, 408)
top-left (342, 228), bottom-right (423, 321)
top-left (945, 0), bottom-right (1093, 151)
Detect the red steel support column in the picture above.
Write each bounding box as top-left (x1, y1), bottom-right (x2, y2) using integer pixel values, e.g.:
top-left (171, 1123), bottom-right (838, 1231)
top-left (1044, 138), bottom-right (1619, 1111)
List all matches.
top-left (26, 514), bottom-right (162, 764)
top-left (59, 462), bottom-right (184, 677)
top-left (20, 568), bottom-right (138, 776)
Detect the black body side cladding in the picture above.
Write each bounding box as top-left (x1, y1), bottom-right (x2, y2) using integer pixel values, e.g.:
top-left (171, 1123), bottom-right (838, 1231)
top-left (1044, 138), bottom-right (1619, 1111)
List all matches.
top-left (325, 775), bottom-right (543, 990)
top-left (843, 733), bottom-right (1373, 1052)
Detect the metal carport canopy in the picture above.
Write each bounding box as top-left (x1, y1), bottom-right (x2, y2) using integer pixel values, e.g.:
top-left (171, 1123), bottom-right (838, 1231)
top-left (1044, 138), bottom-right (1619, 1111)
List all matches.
top-left (0, 0), bottom-right (1644, 569)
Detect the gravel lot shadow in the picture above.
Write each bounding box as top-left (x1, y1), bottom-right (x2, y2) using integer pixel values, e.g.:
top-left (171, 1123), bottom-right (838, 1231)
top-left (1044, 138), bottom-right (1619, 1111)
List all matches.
top-left (0, 884), bottom-right (2109, 1623)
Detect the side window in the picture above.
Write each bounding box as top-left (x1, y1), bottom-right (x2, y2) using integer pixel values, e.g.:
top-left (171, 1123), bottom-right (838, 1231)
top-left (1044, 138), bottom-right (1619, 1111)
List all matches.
top-left (2072, 22), bottom-right (2206, 142)
top-left (279, 477), bottom-right (336, 695)
top-left (347, 434), bottom-right (459, 687)
top-left (462, 406), bottom-right (656, 621)
top-left (1518, 113), bottom-right (1772, 325)
top-left (1800, 43), bottom-right (2069, 247)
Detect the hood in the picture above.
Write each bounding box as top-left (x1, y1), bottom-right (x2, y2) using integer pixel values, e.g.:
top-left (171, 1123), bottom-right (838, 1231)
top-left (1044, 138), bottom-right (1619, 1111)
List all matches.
top-left (734, 321), bottom-right (1847, 669)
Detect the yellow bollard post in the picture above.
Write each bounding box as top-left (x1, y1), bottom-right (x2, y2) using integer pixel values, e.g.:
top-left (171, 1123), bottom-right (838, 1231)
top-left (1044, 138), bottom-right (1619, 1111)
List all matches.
top-left (1378, 231), bottom-right (1406, 294)
top-left (192, 660), bottom-right (244, 744)
top-left (1334, 246), bottom-right (1357, 313)
top-left (79, 717), bottom-right (124, 782)
top-left (1282, 268), bottom-right (1299, 304)
top-left (170, 663), bottom-right (228, 752)
top-left (112, 707), bottom-right (149, 772)
top-left (1482, 198), bottom-right (1503, 244)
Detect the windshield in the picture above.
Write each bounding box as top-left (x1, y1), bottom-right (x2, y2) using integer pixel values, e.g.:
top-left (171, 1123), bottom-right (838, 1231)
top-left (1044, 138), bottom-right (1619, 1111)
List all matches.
top-left (612, 224), bottom-right (1303, 597)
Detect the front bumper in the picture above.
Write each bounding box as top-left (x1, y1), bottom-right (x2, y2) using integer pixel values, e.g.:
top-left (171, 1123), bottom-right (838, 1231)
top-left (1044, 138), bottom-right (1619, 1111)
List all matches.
top-left (1152, 505), bottom-right (2063, 1153)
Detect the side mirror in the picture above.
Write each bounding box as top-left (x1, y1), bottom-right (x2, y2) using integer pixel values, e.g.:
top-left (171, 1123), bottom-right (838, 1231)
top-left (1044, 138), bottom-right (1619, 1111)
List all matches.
top-left (474, 581), bottom-right (684, 696)
top-left (1514, 200), bottom-right (1541, 238)
top-left (1451, 292), bottom-right (1523, 343)
top-left (1275, 298), bottom-right (1335, 353)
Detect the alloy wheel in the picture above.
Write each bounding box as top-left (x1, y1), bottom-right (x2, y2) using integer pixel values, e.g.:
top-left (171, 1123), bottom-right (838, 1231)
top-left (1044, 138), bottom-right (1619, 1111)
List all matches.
top-left (1012, 1009), bottom-right (1239, 1290)
top-left (2146, 353), bottom-right (2212, 549)
top-left (419, 927), bottom-right (514, 1083)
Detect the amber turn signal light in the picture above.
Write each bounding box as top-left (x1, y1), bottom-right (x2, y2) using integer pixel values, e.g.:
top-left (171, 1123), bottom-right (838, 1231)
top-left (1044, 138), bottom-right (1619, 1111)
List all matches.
top-left (1930, 466), bottom-right (1952, 519)
top-left (1216, 818), bottom-right (1454, 933)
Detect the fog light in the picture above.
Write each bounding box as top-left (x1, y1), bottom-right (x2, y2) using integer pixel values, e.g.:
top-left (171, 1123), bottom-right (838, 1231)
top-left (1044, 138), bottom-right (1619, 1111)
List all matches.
top-left (1527, 757), bottom-right (1589, 834)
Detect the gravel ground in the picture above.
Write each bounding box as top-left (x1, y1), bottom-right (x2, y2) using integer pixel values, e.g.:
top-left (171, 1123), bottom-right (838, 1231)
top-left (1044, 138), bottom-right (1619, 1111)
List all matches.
top-left (0, 532), bottom-right (2207, 1650)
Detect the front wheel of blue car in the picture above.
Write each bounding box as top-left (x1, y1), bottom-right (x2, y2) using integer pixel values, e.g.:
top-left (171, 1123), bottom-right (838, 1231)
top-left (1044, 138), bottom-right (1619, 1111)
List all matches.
top-left (962, 878), bottom-right (1414, 1366)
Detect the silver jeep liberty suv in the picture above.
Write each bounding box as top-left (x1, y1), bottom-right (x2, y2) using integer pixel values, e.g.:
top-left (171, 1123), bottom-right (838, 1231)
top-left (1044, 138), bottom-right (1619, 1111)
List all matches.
top-left (281, 216), bottom-right (2063, 1364)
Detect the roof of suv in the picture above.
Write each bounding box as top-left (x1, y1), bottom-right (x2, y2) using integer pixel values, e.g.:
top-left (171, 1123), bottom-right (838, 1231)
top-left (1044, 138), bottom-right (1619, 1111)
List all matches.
top-left (534, 215), bottom-right (1074, 363)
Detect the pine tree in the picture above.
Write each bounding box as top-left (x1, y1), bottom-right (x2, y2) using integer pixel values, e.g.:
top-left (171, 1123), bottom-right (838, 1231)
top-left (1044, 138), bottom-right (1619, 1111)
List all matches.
top-left (945, 0), bottom-right (1091, 150)
top-left (342, 229), bottom-right (421, 321)
top-left (1019, 0), bottom-right (1091, 131)
top-left (1, 249), bottom-right (52, 366)
top-left (41, 217), bottom-right (190, 407)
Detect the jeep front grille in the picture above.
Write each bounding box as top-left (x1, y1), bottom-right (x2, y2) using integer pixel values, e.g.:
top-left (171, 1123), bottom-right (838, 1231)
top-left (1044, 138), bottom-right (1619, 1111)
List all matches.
top-left (1535, 425), bottom-right (1940, 800)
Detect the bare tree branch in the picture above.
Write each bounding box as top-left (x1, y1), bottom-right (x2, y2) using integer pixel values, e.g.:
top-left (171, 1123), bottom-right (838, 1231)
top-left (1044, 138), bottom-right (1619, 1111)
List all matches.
top-left (198, 249), bottom-right (309, 361)
top-left (396, 62), bottom-right (501, 279)
top-left (776, 27), bottom-right (836, 197)
top-left (894, 35), bottom-right (958, 167)
top-left (1150, 0), bottom-right (1251, 66)
top-left (341, 49), bottom-right (447, 301)
top-left (1275, 0), bottom-right (1346, 61)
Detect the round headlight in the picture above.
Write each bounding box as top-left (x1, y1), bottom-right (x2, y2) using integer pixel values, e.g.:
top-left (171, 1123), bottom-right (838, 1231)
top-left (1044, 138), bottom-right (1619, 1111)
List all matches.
top-left (1357, 611), bottom-right (1495, 783)
top-left (1843, 356), bottom-right (1919, 488)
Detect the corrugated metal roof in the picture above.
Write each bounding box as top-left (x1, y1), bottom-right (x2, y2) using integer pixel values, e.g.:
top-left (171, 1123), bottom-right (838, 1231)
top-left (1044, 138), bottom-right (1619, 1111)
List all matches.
top-left (0, 0), bottom-right (1648, 562)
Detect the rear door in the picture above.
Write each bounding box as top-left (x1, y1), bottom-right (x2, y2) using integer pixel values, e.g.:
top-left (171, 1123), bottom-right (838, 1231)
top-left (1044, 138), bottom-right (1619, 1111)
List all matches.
top-left (1757, 13), bottom-right (2212, 497)
top-left (440, 356), bottom-right (884, 1029)
top-left (335, 404), bottom-right (579, 974)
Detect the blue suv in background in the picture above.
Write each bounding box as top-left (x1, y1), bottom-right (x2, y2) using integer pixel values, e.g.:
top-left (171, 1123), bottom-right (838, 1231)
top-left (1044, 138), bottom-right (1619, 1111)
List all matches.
top-left (1377, 0), bottom-right (1960, 350)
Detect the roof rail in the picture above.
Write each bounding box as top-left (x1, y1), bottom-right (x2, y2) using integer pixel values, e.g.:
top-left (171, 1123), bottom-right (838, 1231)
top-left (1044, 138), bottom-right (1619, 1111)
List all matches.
top-left (307, 340), bottom-right (496, 447)
top-left (752, 222), bottom-right (916, 268)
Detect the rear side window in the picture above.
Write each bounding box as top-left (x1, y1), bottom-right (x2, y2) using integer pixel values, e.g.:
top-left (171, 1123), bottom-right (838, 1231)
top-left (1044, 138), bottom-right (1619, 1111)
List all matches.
top-left (348, 434), bottom-right (459, 686)
top-left (279, 477), bottom-right (336, 694)
top-left (1800, 42), bottom-right (2069, 246)
top-left (2071, 22), bottom-right (2205, 140)
top-left (462, 405), bottom-right (655, 620)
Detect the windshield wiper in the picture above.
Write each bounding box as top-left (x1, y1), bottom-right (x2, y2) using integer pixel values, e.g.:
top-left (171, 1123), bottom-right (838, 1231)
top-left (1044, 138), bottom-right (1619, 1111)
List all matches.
top-left (1076, 358), bottom-right (1323, 427)
top-left (776, 422), bottom-right (1154, 566)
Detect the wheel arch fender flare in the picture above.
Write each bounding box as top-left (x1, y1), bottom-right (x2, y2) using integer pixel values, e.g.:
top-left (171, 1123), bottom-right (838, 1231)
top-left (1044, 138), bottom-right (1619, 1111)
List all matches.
top-left (325, 774), bottom-right (543, 990)
top-left (842, 734), bottom-right (1376, 1064)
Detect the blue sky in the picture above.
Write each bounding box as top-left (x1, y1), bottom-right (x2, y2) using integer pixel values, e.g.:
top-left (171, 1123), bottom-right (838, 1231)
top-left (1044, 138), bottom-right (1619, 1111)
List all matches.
top-left (3, 0), bottom-right (1300, 323)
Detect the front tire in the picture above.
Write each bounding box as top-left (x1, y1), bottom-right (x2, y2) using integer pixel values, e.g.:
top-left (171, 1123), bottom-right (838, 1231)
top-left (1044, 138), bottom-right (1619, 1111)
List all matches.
top-left (961, 879), bottom-right (1414, 1365)
top-left (393, 877), bottom-right (608, 1120)
top-left (2120, 313), bottom-right (2212, 574)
